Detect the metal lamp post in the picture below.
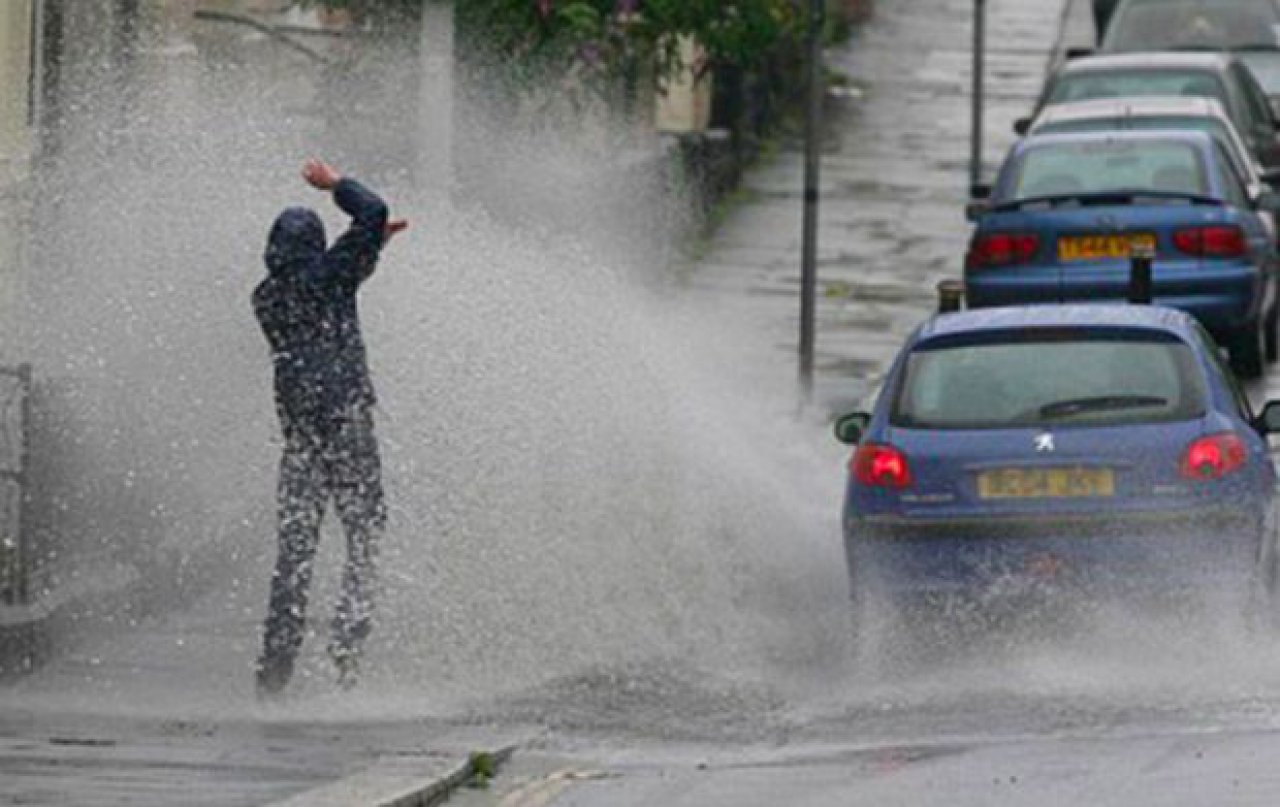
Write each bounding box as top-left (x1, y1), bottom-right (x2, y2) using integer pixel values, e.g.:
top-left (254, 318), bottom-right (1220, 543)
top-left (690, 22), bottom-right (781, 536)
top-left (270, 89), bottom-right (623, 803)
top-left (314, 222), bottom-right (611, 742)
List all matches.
top-left (799, 0), bottom-right (824, 402)
top-left (969, 0), bottom-right (986, 193)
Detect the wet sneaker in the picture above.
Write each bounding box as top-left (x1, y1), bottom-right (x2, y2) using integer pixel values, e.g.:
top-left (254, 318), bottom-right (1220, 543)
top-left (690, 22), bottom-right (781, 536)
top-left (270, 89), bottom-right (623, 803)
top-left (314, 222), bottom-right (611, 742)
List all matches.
top-left (255, 657), bottom-right (293, 700)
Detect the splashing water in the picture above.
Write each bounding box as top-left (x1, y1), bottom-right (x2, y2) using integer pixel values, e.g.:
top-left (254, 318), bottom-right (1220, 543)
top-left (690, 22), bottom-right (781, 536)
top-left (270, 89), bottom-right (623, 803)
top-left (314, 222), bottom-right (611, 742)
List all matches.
top-left (7, 16), bottom-right (852, 720)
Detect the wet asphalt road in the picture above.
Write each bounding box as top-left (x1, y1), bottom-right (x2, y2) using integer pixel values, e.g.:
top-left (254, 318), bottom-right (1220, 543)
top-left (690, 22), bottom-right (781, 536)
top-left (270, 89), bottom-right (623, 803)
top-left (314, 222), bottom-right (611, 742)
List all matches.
top-left (11, 0), bottom-right (1280, 804)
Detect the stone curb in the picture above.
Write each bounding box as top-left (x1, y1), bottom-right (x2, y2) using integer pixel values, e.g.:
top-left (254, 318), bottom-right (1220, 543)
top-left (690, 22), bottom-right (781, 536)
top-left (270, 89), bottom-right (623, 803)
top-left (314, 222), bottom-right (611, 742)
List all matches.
top-left (0, 563), bottom-right (140, 678)
top-left (265, 744), bottom-right (517, 807)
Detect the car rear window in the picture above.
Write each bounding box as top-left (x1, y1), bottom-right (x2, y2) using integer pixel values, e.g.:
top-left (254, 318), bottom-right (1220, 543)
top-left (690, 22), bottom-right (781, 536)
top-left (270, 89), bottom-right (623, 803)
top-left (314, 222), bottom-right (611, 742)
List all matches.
top-left (1011, 140), bottom-right (1207, 198)
top-left (1034, 116), bottom-right (1249, 177)
top-left (1047, 70), bottom-right (1229, 108)
top-left (1105, 0), bottom-right (1280, 51)
top-left (892, 332), bottom-right (1207, 429)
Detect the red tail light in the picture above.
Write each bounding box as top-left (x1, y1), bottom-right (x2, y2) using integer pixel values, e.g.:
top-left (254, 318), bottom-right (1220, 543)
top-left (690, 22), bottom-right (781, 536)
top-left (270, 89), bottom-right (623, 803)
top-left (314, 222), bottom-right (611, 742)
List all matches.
top-left (966, 233), bottom-right (1040, 270)
top-left (1173, 225), bottom-right (1246, 258)
top-left (1180, 432), bottom-right (1248, 480)
top-left (852, 443), bottom-right (914, 489)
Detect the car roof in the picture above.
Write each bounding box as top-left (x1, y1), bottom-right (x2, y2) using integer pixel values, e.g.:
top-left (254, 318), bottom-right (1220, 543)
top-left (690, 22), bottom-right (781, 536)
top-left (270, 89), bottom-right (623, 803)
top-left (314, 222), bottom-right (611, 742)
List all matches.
top-left (1032, 96), bottom-right (1229, 125)
top-left (1010, 127), bottom-right (1216, 156)
top-left (1057, 51), bottom-right (1234, 75)
top-left (916, 304), bottom-right (1200, 343)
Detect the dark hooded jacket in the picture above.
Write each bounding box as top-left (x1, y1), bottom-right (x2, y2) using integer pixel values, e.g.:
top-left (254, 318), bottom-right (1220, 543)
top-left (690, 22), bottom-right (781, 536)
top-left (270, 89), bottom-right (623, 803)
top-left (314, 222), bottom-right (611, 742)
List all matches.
top-left (253, 178), bottom-right (389, 426)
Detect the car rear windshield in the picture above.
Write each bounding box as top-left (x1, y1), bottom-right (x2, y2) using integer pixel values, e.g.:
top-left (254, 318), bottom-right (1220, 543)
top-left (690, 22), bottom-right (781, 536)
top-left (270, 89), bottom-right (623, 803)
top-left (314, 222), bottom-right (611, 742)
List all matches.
top-left (1011, 140), bottom-right (1207, 198)
top-left (1047, 69), bottom-right (1229, 108)
top-left (892, 332), bottom-right (1207, 429)
top-left (1039, 114), bottom-right (1239, 172)
top-left (1105, 0), bottom-right (1280, 51)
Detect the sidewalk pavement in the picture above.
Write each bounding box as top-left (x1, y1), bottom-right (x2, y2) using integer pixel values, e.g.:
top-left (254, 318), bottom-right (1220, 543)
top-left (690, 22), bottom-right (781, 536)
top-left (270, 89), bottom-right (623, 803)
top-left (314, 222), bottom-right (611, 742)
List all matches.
top-left (0, 1), bottom-right (1089, 804)
top-left (687, 0), bottom-right (1093, 416)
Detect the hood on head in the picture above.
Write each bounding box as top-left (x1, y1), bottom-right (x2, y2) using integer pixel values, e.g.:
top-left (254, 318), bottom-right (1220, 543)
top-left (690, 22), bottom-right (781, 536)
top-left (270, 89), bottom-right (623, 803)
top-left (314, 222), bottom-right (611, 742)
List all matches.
top-left (264, 207), bottom-right (326, 274)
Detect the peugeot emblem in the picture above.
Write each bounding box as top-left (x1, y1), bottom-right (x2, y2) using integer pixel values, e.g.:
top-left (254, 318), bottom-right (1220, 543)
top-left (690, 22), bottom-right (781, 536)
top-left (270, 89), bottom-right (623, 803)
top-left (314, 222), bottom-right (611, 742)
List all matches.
top-left (1034, 433), bottom-right (1055, 453)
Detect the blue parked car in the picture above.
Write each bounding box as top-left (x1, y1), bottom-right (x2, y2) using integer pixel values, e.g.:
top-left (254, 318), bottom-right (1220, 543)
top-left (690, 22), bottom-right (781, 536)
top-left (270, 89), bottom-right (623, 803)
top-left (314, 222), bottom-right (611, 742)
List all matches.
top-left (835, 305), bottom-right (1280, 640)
top-left (965, 129), bottom-right (1280, 377)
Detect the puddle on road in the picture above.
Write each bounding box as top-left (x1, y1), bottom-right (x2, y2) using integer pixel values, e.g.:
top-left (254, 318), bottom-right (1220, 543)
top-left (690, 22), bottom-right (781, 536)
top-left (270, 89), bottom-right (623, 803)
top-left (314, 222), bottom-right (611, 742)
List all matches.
top-left (784, 589), bottom-right (1280, 746)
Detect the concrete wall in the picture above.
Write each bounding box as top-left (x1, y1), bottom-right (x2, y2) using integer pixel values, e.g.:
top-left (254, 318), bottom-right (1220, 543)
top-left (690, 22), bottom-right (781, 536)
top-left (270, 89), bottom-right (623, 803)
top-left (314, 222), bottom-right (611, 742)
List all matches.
top-left (655, 37), bottom-right (712, 134)
top-left (0, 0), bottom-right (34, 362)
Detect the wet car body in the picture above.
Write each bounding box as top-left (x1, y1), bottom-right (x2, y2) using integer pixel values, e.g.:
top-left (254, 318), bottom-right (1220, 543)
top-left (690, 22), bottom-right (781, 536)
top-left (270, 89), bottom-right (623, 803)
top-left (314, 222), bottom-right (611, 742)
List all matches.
top-left (836, 305), bottom-right (1280, 614)
top-left (1034, 51), bottom-right (1280, 167)
top-left (965, 129), bottom-right (1280, 376)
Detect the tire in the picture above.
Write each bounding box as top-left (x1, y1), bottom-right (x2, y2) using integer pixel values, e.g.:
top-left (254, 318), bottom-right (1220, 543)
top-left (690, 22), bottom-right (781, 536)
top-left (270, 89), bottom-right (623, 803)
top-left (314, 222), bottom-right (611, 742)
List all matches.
top-left (1243, 573), bottom-right (1278, 639)
top-left (1251, 527), bottom-right (1280, 636)
top-left (1230, 325), bottom-right (1265, 380)
top-left (848, 584), bottom-right (884, 671)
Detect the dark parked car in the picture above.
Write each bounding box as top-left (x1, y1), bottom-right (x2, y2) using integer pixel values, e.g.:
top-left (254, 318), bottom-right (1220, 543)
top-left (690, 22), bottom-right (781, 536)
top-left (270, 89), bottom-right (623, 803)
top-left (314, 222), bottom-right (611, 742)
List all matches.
top-left (1102, 0), bottom-right (1280, 52)
top-left (1098, 0), bottom-right (1280, 119)
top-left (835, 304), bottom-right (1280, 647)
top-left (965, 129), bottom-right (1280, 377)
top-left (1032, 52), bottom-right (1280, 168)
top-left (1095, 0), bottom-right (1280, 121)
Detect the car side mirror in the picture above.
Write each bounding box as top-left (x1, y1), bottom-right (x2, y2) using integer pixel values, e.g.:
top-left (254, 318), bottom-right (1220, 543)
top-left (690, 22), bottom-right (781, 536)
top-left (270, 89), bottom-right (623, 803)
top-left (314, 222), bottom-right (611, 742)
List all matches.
top-left (1013, 117), bottom-right (1032, 136)
top-left (834, 412), bottom-right (872, 445)
top-left (1257, 401), bottom-right (1280, 435)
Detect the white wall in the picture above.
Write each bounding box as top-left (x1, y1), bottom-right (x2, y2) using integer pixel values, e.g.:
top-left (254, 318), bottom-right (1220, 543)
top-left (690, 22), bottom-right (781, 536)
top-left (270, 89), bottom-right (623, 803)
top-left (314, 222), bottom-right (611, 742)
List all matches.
top-left (0, 0), bottom-right (33, 363)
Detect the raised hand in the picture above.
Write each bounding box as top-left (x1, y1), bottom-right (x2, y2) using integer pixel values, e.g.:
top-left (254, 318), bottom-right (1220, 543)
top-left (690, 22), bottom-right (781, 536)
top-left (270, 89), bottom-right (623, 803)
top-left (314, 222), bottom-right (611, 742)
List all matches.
top-left (302, 158), bottom-right (342, 191)
top-left (383, 218), bottom-right (408, 245)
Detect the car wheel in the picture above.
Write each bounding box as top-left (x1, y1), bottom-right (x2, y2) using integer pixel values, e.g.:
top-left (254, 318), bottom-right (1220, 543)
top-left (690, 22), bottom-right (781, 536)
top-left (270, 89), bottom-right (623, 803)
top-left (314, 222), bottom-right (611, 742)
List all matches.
top-left (848, 584), bottom-right (886, 669)
top-left (1230, 325), bottom-right (1265, 379)
top-left (1244, 573), bottom-right (1279, 638)
top-left (1253, 534), bottom-right (1280, 634)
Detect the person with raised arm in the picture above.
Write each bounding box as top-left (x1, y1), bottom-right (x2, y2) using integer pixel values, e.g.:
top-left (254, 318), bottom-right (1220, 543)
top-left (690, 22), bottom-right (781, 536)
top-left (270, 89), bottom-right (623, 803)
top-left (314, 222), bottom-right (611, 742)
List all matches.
top-left (252, 159), bottom-right (407, 696)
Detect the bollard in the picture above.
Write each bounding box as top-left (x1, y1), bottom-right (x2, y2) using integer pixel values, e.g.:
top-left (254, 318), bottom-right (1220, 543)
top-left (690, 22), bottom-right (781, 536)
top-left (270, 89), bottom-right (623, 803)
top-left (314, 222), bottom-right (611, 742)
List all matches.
top-left (1128, 242), bottom-right (1154, 304)
top-left (937, 279), bottom-right (966, 313)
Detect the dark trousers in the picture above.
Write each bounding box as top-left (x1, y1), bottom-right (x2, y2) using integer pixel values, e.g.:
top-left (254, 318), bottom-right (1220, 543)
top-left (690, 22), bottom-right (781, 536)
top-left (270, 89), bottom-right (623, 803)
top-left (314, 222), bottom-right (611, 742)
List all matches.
top-left (258, 405), bottom-right (386, 678)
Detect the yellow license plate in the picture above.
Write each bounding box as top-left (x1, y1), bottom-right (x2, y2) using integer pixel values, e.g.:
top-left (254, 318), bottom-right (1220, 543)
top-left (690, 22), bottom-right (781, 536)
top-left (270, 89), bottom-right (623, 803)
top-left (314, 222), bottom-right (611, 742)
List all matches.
top-left (1058, 233), bottom-right (1156, 261)
top-left (978, 467), bottom-right (1115, 499)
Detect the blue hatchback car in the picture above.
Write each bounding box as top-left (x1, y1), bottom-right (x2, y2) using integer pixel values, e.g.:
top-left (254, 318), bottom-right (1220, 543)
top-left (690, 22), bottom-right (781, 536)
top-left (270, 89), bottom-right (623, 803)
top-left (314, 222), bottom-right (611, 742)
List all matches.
top-left (965, 129), bottom-right (1280, 377)
top-left (835, 305), bottom-right (1280, 626)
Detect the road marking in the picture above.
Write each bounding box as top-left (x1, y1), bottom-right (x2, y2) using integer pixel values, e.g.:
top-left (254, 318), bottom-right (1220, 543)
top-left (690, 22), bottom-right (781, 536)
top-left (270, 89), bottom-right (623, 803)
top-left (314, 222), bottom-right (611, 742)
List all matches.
top-left (499, 769), bottom-right (613, 807)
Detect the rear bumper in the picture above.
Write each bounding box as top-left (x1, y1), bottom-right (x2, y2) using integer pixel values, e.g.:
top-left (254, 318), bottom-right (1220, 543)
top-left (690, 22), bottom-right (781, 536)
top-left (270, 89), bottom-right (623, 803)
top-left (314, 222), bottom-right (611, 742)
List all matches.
top-left (965, 261), bottom-right (1263, 334)
top-left (845, 507), bottom-right (1266, 598)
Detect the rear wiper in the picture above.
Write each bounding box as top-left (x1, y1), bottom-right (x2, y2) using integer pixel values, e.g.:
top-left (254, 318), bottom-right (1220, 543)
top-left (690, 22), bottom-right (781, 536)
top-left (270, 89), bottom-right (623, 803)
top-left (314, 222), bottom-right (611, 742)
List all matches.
top-left (994, 190), bottom-right (1223, 211)
top-left (1038, 395), bottom-right (1168, 419)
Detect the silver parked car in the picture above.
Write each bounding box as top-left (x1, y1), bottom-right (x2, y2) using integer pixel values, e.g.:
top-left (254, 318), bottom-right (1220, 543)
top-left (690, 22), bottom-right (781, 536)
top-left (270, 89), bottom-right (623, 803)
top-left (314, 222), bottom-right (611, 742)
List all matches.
top-left (1018, 96), bottom-right (1280, 195)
